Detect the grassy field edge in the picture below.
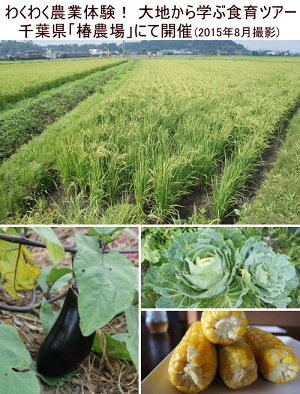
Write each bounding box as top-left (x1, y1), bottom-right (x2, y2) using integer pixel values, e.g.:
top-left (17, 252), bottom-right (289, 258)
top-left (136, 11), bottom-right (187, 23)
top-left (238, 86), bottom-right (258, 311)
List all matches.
top-left (0, 59), bottom-right (137, 223)
top-left (238, 108), bottom-right (300, 224)
top-left (0, 59), bottom-right (126, 110)
top-left (0, 60), bottom-right (128, 162)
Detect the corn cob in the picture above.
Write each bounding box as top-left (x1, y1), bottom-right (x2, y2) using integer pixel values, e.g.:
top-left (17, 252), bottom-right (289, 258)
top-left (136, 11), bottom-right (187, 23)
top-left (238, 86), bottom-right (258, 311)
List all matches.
top-left (244, 326), bottom-right (299, 383)
top-left (218, 338), bottom-right (258, 389)
top-left (201, 311), bottom-right (248, 345)
top-left (168, 321), bottom-right (218, 393)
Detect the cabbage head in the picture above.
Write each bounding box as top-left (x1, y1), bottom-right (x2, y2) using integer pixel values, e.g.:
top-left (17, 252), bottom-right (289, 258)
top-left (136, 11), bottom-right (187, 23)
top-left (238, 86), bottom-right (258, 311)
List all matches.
top-left (240, 238), bottom-right (299, 308)
top-left (142, 228), bottom-right (299, 308)
top-left (144, 228), bottom-right (250, 308)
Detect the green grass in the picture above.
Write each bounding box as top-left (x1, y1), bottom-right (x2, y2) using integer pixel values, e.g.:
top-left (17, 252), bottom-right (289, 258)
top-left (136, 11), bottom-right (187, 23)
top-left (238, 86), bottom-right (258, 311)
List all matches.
top-left (238, 107), bottom-right (300, 224)
top-left (0, 61), bottom-right (127, 162)
top-left (0, 60), bottom-right (137, 223)
top-left (0, 58), bottom-right (125, 110)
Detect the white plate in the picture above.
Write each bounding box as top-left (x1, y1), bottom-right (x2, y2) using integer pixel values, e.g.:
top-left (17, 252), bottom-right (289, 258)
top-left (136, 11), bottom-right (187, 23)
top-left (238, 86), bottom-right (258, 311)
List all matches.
top-left (142, 336), bottom-right (300, 393)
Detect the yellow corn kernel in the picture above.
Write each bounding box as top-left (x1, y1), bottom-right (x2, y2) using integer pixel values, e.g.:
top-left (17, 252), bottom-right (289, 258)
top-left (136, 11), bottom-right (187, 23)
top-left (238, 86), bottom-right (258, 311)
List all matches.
top-left (283, 356), bottom-right (293, 364)
top-left (168, 321), bottom-right (218, 393)
top-left (218, 338), bottom-right (258, 389)
top-left (244, 326), bottom-right (299, 383)
top-left (236, 327), bottom-right (246, 337)
top-left (201, 311), bottom-right (248, 345)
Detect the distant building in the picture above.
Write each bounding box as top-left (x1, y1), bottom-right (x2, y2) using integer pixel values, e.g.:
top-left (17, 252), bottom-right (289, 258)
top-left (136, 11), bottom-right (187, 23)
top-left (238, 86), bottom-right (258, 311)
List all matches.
top-left (45, 49), bottom-right (60, 59)
top-left (22, 50), bottom-right (43, 59)
top-left (89, 49), bottom-right (101, 56)
top-left (58, 52), bottom-right (91, 58)
top-left (161, 49), bottom-right (193, 56)
top-left (89, 48), bottom-right (110, 57)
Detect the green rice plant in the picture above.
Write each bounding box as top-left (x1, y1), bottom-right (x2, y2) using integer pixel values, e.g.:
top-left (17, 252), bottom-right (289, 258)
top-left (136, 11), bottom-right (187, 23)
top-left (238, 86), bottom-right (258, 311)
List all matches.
top-left (0, 61), bottom-right (128, 162)
top-left (4, 199), bottom-right (62, 225)
top-left (1, 57), bottom-right (300, 223)
top-left (211, 134), bottom-right (268, 221)
top-left (87, 152), bottom-right (109, 208)
top-left (100, 198), bottom-right (146, 224)
top-left (239, 107), bottom-right (300, 224)
top-left (150, 155), bottom-right (195, 222)
top-left (104, 151), bottom-right (129, 206)
top-left (132, 152), bottom-right (151, 211)
top-left (60, 188), bottom-right (93, 223)
top-left (0, 58), bottom-right (126, 109)
top-left (57, 138), bottom-right (91, 194)
top-left (0, 61), bottom-right (136, 222)
top-left (150, 156), bottom-right (179, 221)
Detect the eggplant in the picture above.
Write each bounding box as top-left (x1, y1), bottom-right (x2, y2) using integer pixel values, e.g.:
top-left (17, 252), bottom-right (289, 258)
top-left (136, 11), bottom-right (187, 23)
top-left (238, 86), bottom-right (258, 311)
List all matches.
top-left (36, 287), bottom-right (95, 376)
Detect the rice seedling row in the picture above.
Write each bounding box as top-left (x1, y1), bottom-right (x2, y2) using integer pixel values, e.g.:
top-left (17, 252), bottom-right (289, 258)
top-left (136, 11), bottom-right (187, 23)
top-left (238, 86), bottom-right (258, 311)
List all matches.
top-left (0, 59), bottom-right (137, 223)
top-left (1, 57), bottom-right (300, 224)
top-left (55, 57), bottom-right (300, 223)
top-left (0, 60), bottom-right (128, 162)
top-left (0, 58), bottom-right (125, 110)
top-left (239, 107), bottom-right (300, 224)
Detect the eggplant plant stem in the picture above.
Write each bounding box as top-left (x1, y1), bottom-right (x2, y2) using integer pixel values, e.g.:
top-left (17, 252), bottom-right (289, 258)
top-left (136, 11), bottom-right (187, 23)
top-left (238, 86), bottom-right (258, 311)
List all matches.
top-left (0, 233), bottom-right (138, 254)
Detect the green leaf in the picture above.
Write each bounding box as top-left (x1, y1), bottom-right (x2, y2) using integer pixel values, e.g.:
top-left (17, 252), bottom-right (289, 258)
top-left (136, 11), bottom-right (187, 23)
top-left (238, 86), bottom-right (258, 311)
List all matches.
top-left (74, 234), bottom-right (138, 336)
top-left (92, 333), bottom-right (131, 361)
top-left (37, 267), bottom-right (52, 293)
top-left (88, 227), bottom-right (124, 244)
top-left (30, 227), bottom-right (64, 263)
top-left (143, 228), bottom-right (300, 308)
top-left (39, 298), bottom-right (59, 337)
top-left (111, 333), bottom-right (129, 342)
top-left (35, 363), bottom-right (72, 386)
top-left (50, 273), bottom-right (72, 293)
top-left (141, 233), bottom-right (167, 265)
top-left (37, 266), bottom-right (72, 293)
top-left (0, 324), bottom-right (40, 394)
top-left (46, 266), bottom-right (73, 288)
top-left (125, 304), bottom-right (139, 371)
top-left (142, 241), bottom-right (161, 264)
top-left (241, 238), bottom-right (299, 307)
top-left (88, 227), bottom-right (123, 236)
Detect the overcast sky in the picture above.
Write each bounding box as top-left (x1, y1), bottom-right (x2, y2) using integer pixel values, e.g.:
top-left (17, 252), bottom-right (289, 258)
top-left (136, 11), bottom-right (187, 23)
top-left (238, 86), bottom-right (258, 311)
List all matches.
top-left (34, 39), bottom-right (300, 52)
top-left (234, 40), bottom-right (300, 52)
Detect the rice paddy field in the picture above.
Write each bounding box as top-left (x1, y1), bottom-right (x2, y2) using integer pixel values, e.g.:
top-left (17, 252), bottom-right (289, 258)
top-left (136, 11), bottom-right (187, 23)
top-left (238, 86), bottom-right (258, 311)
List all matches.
top-left (0, 57), bottom-right (124, 109)
top-left (0, 56), bottom-right (300, 224)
